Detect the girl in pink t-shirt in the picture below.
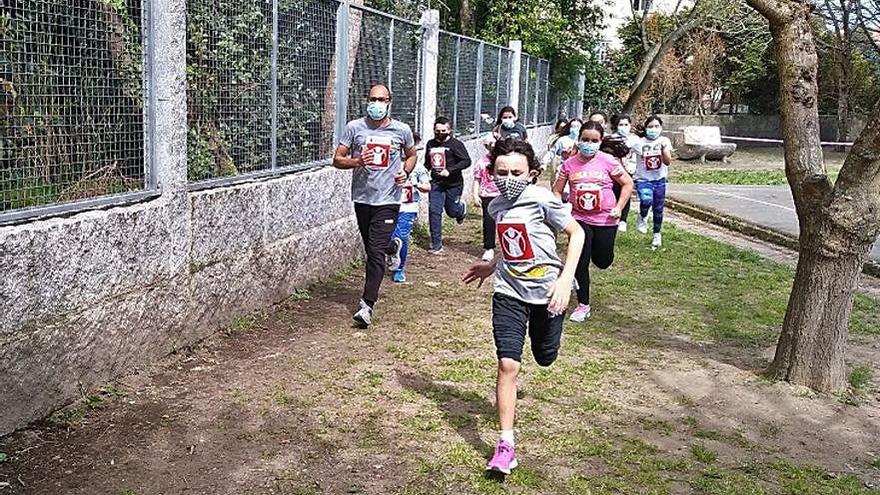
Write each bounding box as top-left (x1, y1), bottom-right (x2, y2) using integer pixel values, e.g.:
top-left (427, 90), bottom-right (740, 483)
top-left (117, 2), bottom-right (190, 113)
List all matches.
top-left (552, 121), bottom-right (634, 322)
top-left (473, 134), bottom-right (500, 261)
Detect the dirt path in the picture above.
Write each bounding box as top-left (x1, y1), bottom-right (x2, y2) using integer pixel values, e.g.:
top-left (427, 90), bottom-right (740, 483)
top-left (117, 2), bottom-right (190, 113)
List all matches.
top-left (1, 218), bottom-right (879, 495)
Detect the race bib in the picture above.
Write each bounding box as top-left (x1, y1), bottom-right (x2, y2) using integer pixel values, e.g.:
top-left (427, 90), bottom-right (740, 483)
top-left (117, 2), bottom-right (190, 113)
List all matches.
top-left (571, 183), bottom-right (602, 213)
top-left (643, 146), bottom-right (663, 171)
top-left (401, 184), bottom-right (415, 204)
top-left (429, 147), bottom-right (447, 171)
top-left (366, 135), bottom-right (392, 169)
top-left (497, 222), bottom-right (535, 262)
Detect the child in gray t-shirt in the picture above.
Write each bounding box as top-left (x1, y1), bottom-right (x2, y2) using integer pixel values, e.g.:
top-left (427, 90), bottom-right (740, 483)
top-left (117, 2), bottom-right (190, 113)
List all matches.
top-left (463, 139), bottom-right (584, 476)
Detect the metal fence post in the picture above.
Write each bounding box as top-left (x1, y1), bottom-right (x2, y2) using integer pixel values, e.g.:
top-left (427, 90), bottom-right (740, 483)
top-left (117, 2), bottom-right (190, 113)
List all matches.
top-left (387, 19), bottom-right (395, 91)
top-left (543, 61), bottom-right (549, 124)
top-left (334, 0), bottom-right (351, 145)
top-left (533, 60), bottom-right (540, 126)
top-left (419, 10), bottom-right (440, 139)
top-left (508, 40), bottom-right (521, 115)
top-left (575, 68), bottom-right (586, 119)
top-left (495, 46), bottom-right (502, 119)
top-left (474, 42), bottom-right (483, 135)
top-left (522, 56), bottom-right (530, 124)
top-left (452, 37), bottom-right (461, 132)
top-left (270, 0), bottom-right (279, 171)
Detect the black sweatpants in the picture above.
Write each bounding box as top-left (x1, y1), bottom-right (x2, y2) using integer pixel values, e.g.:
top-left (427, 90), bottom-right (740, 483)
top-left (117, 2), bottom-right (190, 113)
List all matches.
top-left (354, 202), bottom-right (400, 307)
top-left (574, 222), bottom-right (618, 306)
top-left (612, 182), bottom-right (631, 223)
top-left (480, 196), bottom-right (497, 250)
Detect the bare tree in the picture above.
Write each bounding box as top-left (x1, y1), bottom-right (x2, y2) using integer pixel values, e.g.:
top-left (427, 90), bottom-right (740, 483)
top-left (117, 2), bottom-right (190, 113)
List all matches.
top-left (858, 0), bottom-right (880, 55)
top-left (745, 0), bottom-right (880, 392)
top-left (814, 0), bottom-right (860, 143)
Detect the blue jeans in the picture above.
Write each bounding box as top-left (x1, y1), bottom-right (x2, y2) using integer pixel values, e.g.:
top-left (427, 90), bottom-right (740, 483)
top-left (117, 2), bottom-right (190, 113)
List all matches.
top-left (429, 182), bottom-right (465, 250)
top-left (636, 179), bottom-right (666, 234)
top-left (391, 211), bottom-right (417, 273)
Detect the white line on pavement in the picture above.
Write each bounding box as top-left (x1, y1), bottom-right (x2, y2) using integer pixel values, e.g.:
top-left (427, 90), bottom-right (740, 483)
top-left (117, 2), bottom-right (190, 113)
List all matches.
top-left (701, 186), bottom-right (797, 212)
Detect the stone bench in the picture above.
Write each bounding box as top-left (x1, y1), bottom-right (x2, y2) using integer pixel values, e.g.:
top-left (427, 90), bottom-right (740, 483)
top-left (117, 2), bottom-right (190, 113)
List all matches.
top-left (673, 126), bottom-right (737, 162)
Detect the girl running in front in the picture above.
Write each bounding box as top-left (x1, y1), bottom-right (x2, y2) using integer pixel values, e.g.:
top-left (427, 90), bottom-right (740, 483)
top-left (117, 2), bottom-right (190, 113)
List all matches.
top-left (463, 139), bottom-right (585, 475)
top-left (632, 115), bottom-right (673, 249)
top-left (472, 134), bottom-right (500, 261)
top-left (553, 121), bottom-right (634, 322)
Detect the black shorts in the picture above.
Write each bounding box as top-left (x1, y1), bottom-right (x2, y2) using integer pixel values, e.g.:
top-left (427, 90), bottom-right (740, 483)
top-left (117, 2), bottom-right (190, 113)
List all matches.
top-left (492, 293), bottom-right (565, 367)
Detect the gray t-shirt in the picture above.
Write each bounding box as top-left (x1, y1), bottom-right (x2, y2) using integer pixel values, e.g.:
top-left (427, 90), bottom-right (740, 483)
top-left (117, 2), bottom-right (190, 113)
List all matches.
top-left (488, 185), bottom-right (575, 305)
top-left (339, 117), bottom-right (415, 205)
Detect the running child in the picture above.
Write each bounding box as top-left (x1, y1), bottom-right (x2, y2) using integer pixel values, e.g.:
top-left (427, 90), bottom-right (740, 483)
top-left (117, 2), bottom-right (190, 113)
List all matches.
top-left (553, 121), bottom-right (634, 322)
top-left (472, 134), bottom-right (500, 261)
top-left (387, 133), bottom-right (431, 282)
top-left (632, 115), bottom-right (673, 249)
top-left (463, 139), bottom-right (585, 475)
top-left (601, 114), bottom-right (637, 232)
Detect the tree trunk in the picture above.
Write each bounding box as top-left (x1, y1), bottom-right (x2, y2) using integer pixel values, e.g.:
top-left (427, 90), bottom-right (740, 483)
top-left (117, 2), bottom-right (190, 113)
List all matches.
top-left (622, 43), bottom-right (665, 114)
top-left (836, 77), bottom-right (850, 144)
top-left (459, 0), bottom-right (474, 36)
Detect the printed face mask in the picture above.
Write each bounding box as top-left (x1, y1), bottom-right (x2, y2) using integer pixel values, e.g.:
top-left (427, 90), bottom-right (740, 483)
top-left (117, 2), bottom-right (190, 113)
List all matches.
top-left (617, 125), bottom-right (630, 136)
top-left (367, 101), bottom-right (389, 121)
top-left (579, 142), bottom-right (600, 156)
top-left (493, 175), bottom-right (530, 201)
top-left (646, 127), bottom-right (662, 140)
top-left (501, 118), bottom-right (516, 129)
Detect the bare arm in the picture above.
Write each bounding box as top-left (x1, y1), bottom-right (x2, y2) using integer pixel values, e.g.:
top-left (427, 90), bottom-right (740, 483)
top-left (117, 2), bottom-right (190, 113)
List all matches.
top-left (402, 146), bottom-right (417, 174)
top-left (661, 140), bottom-right (673, 165)
top-left (612, 172), bottom-right (635, 212)
top-left (551, 171), bottom-right (568, 200)
top-left (333, 144), bottom-right (364, 170)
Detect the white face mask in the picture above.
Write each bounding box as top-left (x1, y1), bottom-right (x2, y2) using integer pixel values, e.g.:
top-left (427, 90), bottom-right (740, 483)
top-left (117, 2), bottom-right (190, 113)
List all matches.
top-left (501, 118), bottom-right (516, 129)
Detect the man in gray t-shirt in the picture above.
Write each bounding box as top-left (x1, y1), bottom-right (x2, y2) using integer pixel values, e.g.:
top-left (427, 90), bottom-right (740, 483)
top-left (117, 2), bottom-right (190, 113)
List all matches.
top-left (334, 84), bottom-right (417, 328)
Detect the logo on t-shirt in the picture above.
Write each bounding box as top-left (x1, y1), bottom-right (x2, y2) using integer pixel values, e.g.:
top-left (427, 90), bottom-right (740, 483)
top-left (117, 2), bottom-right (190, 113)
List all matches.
top-left (572, 183), bottom-right (602, 213)
top-left (429, 148), bottom-right (447, 171)
top-left (497, 222), bottom-right (535, 262)
top-left (366, 135), bottom-right (392, 169)
top-left (401, 184), bottom-right (415, 203)
top-left (643, 145), bottom-right (663, 171)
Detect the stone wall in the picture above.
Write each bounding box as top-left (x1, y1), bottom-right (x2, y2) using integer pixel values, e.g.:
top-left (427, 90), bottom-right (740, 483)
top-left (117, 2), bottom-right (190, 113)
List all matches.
top-left (658, 114), bottom-right (867, 144)
top-left (0, 124), bottom-right (554, 435)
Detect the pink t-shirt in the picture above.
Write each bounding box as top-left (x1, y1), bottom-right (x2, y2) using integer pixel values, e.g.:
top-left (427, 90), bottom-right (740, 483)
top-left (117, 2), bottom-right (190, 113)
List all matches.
top-left (560, 151), bottom-right (624, 226)
top-left (476, 155), bottom-right (500, 198)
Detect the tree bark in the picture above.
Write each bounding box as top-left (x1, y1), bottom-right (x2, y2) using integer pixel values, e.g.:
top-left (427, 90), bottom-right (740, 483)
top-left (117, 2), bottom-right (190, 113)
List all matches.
top-left (748, 0), bottom-right (880, 393)
top-left (459, 0), bottom-right (474, 36)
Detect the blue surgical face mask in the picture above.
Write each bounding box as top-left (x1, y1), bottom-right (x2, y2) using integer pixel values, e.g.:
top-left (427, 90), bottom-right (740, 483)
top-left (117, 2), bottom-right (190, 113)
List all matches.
top-left (579, 142), bottom-right (600, 156)
top-left (367, 101), bottom-right (389, 121)
top-left (617, 124), bottom-right (631, 137)
top-left (646, 127), bottom-right (662, 140)
top-left (569, 126), bottom-right (581, 139)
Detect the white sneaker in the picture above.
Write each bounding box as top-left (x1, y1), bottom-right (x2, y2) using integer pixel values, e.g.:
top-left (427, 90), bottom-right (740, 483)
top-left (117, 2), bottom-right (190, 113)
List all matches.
top-left (636, 216), bottom-right (648, 234)
top-left (652, 233), bottom-right (662, 249)
top-left (618, 221), bottom-right (628, 233)
top-left (386, 238), bottom-right (403, 271)
top-left (352, 300), bottom-right (373, 328)
top-left (569, 304), bottom-right (591, 322)
top-left (482, 249), bottom-right (495, 261)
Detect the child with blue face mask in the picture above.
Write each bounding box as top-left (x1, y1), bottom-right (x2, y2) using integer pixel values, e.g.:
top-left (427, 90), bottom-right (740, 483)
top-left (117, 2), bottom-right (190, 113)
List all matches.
top-left (632, 115), bottom-right (673, 249)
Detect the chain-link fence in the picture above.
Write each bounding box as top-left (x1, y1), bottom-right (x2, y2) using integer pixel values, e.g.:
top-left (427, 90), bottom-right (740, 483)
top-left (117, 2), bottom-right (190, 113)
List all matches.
top-left (436, 32), bottom-right (514, 138)
top-left (1, 1), bottom-right (148, 214)
top-left (518, 53), bottom-right (552, 126)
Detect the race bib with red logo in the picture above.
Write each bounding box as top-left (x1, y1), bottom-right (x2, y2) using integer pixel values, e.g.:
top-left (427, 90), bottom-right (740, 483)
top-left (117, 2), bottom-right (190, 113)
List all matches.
top-left (429, 148), bottom-right (447, 171)
top-left (643, 146), bottom-right (663, 170)
top-left (497, 222), bottom-right (535, 262)
top-left (571, 183), bottom-right (602, 213)
top-left (401, 184), bottom-right (415, 203)
top-left (366, 135), bottom-right (392, 169)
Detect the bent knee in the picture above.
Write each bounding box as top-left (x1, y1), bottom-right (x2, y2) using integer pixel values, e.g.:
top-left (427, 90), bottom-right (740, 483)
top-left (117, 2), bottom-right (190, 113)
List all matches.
top-left (533, 351), bottom-right (558, 367)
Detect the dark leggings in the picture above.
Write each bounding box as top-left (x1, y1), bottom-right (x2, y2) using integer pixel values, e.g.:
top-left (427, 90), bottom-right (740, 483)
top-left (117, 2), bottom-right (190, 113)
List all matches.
top-left (612, 182), bottom-right (631, 223)
top-left (354, 203), bottom-right (400, 307)
top-left (480, 196), bottom-right (497, 250)
top-left (574, 222), bottom-right (618, 306)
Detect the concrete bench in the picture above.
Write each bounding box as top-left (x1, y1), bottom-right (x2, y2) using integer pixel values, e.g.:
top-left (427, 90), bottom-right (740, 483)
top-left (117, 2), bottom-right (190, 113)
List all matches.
top-left (673, 126), bottom-right (737, 162)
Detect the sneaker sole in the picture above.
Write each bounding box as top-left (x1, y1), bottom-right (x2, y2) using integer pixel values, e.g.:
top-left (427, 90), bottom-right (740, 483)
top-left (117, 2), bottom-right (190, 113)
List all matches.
top-left (486, 458), bottom-right (518, 475)
top-left (352, 315), bottom-right (370, 328)
top-left (569, 313), bottom-right (591, 323)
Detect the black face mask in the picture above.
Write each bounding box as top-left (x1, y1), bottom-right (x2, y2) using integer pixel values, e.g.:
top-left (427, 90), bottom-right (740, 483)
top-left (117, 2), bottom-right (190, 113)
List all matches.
top-left (436, 132), bottom-right (450, 141)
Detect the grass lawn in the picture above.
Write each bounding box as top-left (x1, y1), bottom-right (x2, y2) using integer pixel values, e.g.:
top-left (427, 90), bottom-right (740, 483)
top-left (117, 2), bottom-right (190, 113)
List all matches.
top-left (2, 214), bottom-right (878, 494)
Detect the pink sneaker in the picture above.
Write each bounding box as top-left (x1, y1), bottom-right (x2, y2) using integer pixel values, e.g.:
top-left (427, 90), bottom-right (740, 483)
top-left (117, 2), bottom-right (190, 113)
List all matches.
top-left (486, 440), bottom-right (518, 474)
top-left (569, 304), bottom-right (591, 322)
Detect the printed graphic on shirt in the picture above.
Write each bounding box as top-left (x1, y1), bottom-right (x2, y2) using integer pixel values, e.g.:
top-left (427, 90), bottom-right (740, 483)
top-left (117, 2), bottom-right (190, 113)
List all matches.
top-left (429, 147), bottom-right (447, 171)
top-left (642, 144), bottom-right (663, 171)
top-left (572, 183), bottom-right (602, 213)
top-left (497, 222), bottom-right (535, 262)
top-left (401, 184), bottom-right (415, 203)
top-left (366, 135), bottom-right (392, 169)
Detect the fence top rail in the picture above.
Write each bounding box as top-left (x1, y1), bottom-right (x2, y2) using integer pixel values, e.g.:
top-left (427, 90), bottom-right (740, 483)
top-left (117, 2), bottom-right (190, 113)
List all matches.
top-left (438, 29), bottom-right (512, 53)
top-left (521, 52), bottom-right (549, 64)
top-left (346, 2), bottom-right (423, 27)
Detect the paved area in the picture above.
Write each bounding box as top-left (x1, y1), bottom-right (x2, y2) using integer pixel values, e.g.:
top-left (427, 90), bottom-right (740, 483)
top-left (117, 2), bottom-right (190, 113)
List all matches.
top-left (667, 184), bottom-right (880, 262)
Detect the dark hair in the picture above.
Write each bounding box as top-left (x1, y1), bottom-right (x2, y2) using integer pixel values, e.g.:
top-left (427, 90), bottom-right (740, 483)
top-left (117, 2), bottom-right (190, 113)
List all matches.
top-left (488, 138), bottom-right (541, 181)
top-left (496, 106), bottom-right (517, 125)
top-left (610, 114), bottom-right (631, 131)
top-left (578, 120), bottom-right (605, 140)
top-left (554, 118), bottom-right (567, 131)
top-left (434, 116), bottom-right (451, 126)
top-left (588, 111), bottom-right (608, 124)
top-left (413, 131), bottom-right (421, 144)
top-left (644, 115), bottom-right (663, 128)
top-left (556, 118), bottom-right (583, 139)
